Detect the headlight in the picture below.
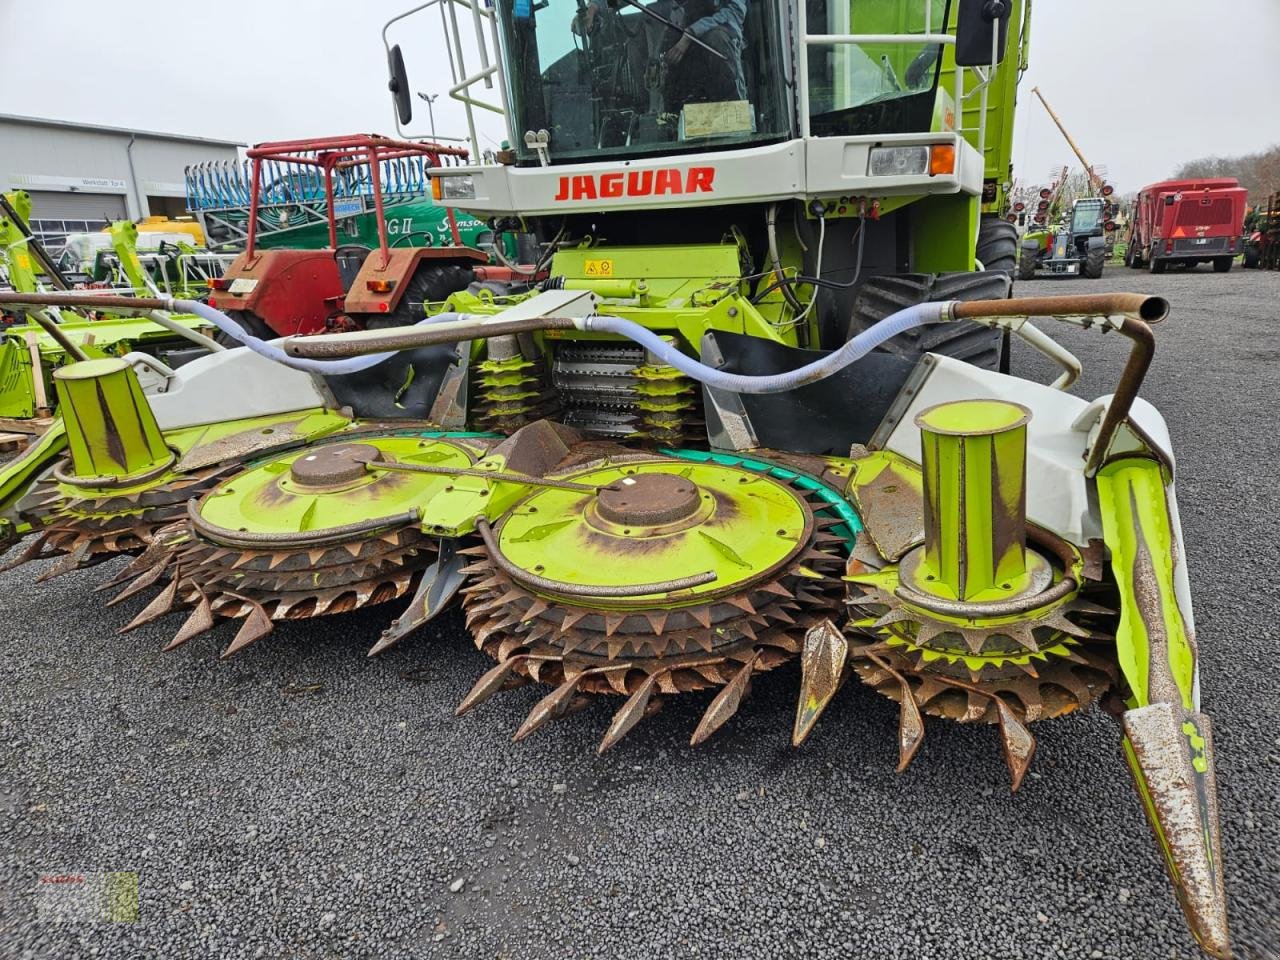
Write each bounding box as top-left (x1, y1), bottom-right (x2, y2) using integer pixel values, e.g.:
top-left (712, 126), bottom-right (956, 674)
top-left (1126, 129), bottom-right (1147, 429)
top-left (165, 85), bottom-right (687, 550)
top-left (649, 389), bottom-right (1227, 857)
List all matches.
top-left (867, 144), bottom-right (957, 178)
top-left (432, 174), bottom-right (477, 201)
top-left (868, 146), bottom-right (929, 177)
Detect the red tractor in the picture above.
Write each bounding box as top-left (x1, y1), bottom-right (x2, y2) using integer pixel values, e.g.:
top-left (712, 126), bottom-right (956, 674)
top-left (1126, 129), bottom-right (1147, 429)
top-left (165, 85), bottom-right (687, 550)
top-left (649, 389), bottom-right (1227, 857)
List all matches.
top-left (207, 134), bottom-right (501, 338)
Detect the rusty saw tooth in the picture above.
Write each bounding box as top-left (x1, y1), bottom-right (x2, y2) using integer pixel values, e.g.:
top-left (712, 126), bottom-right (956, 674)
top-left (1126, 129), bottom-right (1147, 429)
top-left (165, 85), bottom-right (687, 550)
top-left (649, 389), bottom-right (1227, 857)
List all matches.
top-left (641, 610), bottom-right (669, 635)
top-left (598, 671), bottom-right (663, 754)
top-left (866, 652), bottom-right (925, 772)
top-left (793, 620), bottom-right (848, 747)
top-left (34, 540), bottom-right (92, 583)
top-left (992, 695), bottom-right (1036, 792)
top-left (118, 566), bottom-right (182, 634)
top-left (559, 609), bottom-right (589, 632)
top-left (512, 675), bottom-right (582, 742)
top-left (457, 657), bottom-right (528, 716)
top-left (106, 560), bottom-right (170, 607)
top-left (164, 590), bottom-right (215, 652)
top-left (94, 539), bottom-right (172, 592)
top-left (690, 654), bottom-right (757, 747)
top-left (219, 601), bottom-right (274, 659)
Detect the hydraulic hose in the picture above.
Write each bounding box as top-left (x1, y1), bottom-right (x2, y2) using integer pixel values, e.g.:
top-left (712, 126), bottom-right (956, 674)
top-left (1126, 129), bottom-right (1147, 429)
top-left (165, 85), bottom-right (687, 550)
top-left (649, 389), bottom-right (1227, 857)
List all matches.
top-left (580, 302), bottom-right (950, 395)
top-left (175, 299), bottom-right (469, 376)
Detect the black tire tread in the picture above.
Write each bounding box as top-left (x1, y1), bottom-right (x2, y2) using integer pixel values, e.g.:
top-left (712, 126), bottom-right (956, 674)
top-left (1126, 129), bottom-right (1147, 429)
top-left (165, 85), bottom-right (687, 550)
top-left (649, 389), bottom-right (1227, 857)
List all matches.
top-left (976, 217), bottom-right (1018, 278)
top-left (848, 271), bottom-right (1010, 370)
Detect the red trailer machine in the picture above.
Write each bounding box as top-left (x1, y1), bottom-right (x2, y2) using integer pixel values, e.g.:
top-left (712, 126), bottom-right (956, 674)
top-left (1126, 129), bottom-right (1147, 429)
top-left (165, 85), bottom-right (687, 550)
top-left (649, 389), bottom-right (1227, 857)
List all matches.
top-left (208, 135), bottom-right (491, 338)
top-left (1124, 177), bottom-right (1247, 273)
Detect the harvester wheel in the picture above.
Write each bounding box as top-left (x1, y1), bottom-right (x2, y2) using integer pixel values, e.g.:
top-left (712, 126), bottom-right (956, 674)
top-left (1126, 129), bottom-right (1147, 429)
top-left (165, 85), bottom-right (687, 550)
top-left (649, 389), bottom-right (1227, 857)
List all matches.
top-left (1017, 243), bottom-right (1039, 281)
top-left (1149, 255), bottom-right (1167, 275)
top-left (975, 216), bottom-right (1018, 278)
top-left (1212, 257), bottom-right (1232, 273)
top-left (1083, 246), bottom-right (1105, 279)
top-left (848, 271), bottom-right (1010, 371)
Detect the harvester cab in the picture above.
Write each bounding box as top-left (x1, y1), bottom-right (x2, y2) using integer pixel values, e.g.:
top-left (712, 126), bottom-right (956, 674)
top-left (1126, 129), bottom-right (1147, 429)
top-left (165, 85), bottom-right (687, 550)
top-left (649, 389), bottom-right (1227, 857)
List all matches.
top-left (206, 135), bottom-right (497, 341)
top-left (0, 2), bottom-right (1233, 955)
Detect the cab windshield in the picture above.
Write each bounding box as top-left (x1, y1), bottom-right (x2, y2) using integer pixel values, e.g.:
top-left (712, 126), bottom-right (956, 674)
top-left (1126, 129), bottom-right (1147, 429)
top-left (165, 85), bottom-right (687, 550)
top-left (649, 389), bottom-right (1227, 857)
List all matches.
top-left (1072, 201), bottom-right (1103, 234)
top-left (498, 0), bottom-right (789, 164)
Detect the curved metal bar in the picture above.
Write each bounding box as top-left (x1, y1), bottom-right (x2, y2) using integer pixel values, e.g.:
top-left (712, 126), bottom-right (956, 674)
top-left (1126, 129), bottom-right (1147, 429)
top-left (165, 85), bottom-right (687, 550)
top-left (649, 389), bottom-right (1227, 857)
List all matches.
top-left (359, 458), bottom-right (607, 493)
top-left (475, 517), bottom-right (718, 599)
top-left (893, 525), bottom-right (1082, 619)
top-left (952, 294), bottom-right (1164, 476)
top-left (187, 499), bottom-right (421, 550)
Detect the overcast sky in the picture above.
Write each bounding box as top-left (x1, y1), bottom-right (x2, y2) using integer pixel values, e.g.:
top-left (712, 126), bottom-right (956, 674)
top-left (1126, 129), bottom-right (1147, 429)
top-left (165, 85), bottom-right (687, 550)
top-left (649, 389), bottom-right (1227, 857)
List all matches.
top-left (1, 0), bottom-right (1276, 193)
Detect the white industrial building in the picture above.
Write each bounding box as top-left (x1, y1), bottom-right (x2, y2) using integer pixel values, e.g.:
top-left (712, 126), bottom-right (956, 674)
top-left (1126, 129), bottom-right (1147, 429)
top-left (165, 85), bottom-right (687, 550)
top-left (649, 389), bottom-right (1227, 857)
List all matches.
top-left (0, 113), bottom-right (242, 249)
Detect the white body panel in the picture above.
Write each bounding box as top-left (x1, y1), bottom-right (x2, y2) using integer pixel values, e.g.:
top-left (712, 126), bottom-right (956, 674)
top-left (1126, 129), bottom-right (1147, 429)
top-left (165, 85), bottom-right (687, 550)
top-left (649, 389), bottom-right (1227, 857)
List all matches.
top-left (882, 355), bottom-right (1177, 547)
top-left (454, 133), bottom-right (980, 217)
top-left (146, 348), bottom-right (327, 431)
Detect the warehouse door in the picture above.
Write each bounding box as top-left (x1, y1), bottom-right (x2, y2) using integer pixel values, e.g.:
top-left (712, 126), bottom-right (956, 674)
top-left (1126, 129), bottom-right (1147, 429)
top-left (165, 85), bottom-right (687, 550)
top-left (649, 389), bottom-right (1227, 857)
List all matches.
top-left (26, 190), bottom-right (129, 256)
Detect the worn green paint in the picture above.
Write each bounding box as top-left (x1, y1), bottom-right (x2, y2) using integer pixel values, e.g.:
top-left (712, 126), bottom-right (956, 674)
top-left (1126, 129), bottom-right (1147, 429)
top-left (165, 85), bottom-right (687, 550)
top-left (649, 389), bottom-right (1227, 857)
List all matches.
top-left (916, 399), bottom-right (1030, 602)
top-left (54, 359), bottom-right (171, 480)
top-left (662, 448), bottom-right (862, 544)
top-left (198, 436), bottom-right (473, 534)
top-left (496, 460), bottom-right (809, 603)
top-left (1096, 457), bottom-right (1197, 710)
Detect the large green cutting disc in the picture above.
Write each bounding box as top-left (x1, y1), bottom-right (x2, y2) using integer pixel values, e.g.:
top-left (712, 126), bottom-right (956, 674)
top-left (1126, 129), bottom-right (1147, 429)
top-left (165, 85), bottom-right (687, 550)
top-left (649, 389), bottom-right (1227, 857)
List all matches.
top-left (194, 437), bottom-right (475, 543)
top-left (495, 459), bottom-right (813, 607)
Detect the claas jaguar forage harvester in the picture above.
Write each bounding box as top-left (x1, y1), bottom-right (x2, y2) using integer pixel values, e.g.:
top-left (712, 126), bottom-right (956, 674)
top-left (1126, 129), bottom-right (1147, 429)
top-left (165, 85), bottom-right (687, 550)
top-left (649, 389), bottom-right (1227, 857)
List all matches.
top-left (0, 0), bottom-right (1230, 954)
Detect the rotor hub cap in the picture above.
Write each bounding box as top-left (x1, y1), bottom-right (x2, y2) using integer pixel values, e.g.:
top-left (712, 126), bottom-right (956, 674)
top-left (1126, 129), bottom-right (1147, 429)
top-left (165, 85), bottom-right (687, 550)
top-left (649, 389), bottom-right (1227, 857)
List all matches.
top-left (290, 443), bottom-right (383, 488)
top-left (593, 473), bottom-right (702, 527)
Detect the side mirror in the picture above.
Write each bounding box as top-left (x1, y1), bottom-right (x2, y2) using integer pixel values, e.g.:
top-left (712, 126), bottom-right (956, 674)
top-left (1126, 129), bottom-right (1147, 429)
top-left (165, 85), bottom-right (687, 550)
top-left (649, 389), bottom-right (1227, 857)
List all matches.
top-left (955, 0), bottom-right (1011, 67)
top-left (388, 44), bottom-right (413, 125)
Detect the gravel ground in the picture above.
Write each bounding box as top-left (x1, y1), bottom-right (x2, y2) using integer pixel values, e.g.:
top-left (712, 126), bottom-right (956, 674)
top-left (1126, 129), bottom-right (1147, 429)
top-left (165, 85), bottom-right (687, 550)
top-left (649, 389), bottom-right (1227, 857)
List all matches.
top-left (1, 267), bottom-right (1278, 960)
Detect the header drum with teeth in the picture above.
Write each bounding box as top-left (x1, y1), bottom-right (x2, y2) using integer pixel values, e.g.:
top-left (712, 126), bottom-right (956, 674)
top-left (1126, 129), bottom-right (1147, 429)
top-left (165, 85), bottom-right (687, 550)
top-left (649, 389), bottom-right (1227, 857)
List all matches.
top-left (113, 435), bottom-right (493, 658)
top-left (456, 455), bottom-right (847, 750)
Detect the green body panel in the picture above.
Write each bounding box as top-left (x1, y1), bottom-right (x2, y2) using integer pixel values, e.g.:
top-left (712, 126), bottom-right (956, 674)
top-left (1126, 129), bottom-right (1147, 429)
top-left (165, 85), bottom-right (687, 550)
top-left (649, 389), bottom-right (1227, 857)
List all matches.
top-left (940, 0), bottom-right (1031, 213)
top-left (910, 194), bottom-right (980, 273)
top-left (1095, 457), bottom-right (1197, 710)
top-left (449, 242), bottom-right (814, 354)
top-left (53, 359), bottom-right (171, 480)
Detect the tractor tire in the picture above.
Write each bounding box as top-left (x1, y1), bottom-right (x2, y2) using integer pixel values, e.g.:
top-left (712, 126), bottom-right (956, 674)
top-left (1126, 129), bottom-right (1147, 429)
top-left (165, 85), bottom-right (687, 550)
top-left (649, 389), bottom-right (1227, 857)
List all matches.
top-left (1017, 243), bottom-right (1039, 281)
top-left (1243, 247), bottom-right (1260, 269)
top-left (847, 271), bottom-right (1010, 371)
top-left (1123, 243), bottom-right (1135, 268)
top-left (1149, 255), bottom-right (1166, 275)
top-left (1084, 246), bottom-right (1106, 279)
top-left (1213, 256), bottom-right (1233, 273)
top-left (976, 216), bottom-right (1018, 279)
top-left (373, 262), bottom-right (476, 329)
top-left (215, 309), bottom-right (276, 347)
